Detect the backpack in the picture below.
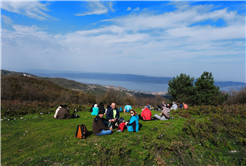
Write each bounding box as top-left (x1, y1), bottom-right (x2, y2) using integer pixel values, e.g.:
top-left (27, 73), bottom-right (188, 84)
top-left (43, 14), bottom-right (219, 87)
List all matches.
top-left (75, 124), bottom-right (88, 139)
top-left (117, 122), bottom-right (126, 132)
top-left (71, 114), bottom-right (80, 118)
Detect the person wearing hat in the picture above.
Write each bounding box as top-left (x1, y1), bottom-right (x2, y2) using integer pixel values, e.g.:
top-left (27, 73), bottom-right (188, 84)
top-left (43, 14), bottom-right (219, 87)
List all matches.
top-left (98, 102), bottom-right (105, 114)
top-left (91, 104), bottom-right (99, 116)
top-left (92, 108), bottom-right (113, 136)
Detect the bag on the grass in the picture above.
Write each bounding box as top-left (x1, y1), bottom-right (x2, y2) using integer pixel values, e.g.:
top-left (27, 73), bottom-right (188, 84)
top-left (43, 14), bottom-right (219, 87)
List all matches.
top-left (71, 114), bottom-right (80, 118)
top-left (118, 117), bottom-right (125, 123)
top-left (75, 124), bottom-right (88, 139)
top-left (117, 122), bottom-right (126, 132)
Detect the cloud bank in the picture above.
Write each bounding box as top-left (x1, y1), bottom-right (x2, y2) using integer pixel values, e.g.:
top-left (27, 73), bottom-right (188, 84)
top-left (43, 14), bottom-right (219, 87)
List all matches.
top-left (1, 2), bottom-right (245, 82)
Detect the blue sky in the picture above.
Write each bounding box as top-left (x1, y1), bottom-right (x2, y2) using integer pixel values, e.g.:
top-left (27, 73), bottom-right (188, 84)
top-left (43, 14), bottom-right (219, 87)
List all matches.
top-left (1, 1), bottom-right (245, 82)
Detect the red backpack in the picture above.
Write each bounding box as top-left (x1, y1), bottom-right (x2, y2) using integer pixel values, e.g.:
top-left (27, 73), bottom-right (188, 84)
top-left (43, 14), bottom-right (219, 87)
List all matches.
top-left (117, 122), bottom-right (126, 132)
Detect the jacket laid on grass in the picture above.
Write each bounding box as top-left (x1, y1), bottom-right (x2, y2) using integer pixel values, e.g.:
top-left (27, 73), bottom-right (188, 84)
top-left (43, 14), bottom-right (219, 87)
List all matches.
top-left (92, 116), bottom-right (110, 135)
top-left (127, 115), bottom-right (139, 132)
top-left (106, 107), bottom-right (120, 120)
top-left (91, 107), bottom-right (99, 116)
top-left (56, 108), bottom-right (71, 119)
top-left (141, 108), bottom-right (152, 120)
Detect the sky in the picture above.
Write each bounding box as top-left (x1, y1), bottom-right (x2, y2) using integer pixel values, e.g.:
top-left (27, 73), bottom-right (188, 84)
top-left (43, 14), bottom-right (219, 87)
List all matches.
top-left (1, 0), bottom-right (246, 82)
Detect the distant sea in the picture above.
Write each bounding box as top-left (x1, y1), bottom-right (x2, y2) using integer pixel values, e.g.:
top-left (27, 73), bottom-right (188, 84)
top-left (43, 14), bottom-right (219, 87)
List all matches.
top-left (66, 78), bottom-right (233, 92)
top-left (67, 78), bottom-right (169, 92)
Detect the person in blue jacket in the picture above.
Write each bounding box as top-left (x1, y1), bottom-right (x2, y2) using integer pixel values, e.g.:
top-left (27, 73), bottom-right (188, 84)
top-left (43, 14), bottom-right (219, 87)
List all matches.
top-left (125, 110), bottom-right (139, 132)
top-left (91, 104), bottom-right (99, 116)
top-left (106, 103), bottom-right (120, 128)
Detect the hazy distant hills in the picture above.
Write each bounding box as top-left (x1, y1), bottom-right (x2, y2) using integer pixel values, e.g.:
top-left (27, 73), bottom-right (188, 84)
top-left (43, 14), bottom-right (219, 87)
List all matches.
top-left (1, 69), bottom-right (37, 77)
top-left (31, 71), bottom-right (174, 84)
top-left (2, 69), bottom-right (246, 91)
top-left (27, 69), bottom-right (246, 90)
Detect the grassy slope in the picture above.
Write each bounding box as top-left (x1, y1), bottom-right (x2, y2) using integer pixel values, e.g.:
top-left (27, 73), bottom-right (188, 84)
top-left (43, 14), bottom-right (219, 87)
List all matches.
top-left (2, 107), bottom-right (245, 166)
top-left (2, 109), bottom-right (183, 166)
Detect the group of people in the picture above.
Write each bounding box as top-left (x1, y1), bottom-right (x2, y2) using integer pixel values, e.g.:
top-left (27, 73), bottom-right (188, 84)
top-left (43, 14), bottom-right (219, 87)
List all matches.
top-left (91, 102), bottom-right (133, 115)
top-left (92, 102), bottom-right (139, 136)
top-left (54, 101), bottom-right (188, 137)
top-left (92, 101), bottom-right (187, 136)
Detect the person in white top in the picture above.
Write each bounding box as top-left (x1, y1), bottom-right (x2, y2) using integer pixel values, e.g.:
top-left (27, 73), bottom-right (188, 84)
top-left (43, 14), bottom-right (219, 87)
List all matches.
top-left (170, 102), bottom-right (178, 110)
top-left (54, 105), bottom-right (62, 118)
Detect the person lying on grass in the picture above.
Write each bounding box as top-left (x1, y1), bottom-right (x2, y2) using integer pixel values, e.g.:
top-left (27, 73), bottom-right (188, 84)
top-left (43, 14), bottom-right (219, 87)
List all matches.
top-left (154, 105), bottom-right (170, 120)
top-left (92, 108), bottom-right (113, 136)
top-left (106, 103), bottom-right (120, 128)
top-left (125, 110), bottom-right (139, 132)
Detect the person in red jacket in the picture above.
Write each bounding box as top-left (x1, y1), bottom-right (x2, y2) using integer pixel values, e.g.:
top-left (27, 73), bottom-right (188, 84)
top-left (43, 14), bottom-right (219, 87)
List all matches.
top-left (140, 106), bottom-right (152, 120)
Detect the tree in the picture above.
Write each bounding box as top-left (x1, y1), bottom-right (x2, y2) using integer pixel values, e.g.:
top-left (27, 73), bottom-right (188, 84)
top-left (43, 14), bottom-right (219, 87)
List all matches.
top-left (101, 88), bottom-right (124, 105)
top-left (168, 71), bottom-right (228, 106)
top-left (194, 71), bottom-right (228, 106)
top-left (168, 73), bottom-right (195, 104)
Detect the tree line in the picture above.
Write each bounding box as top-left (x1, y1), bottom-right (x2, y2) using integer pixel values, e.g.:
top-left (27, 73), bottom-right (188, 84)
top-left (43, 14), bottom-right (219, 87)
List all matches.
top-left (168, 71), bottom-right (246, 106)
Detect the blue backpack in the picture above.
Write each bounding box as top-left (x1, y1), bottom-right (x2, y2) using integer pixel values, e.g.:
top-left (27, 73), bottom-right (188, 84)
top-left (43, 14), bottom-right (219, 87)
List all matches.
top-left (119, 107), bottom-right (123, 112)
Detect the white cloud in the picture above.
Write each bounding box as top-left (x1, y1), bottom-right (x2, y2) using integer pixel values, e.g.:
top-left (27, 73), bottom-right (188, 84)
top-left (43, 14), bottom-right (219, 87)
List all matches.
top-left (1, 2), bottom-right (245, 82)
top-left (1, 1), bottom-right (56, 20)
top-left (133, 7), bottom-right (140, 11)
top-left (110, 5), bottom-right (244, 32)
top-left (108, 2), bottom-right (115, 13)
top-left (126, 7), bottom-right (131, 11)
top-left (1, 15), bottom-right (13, 24)
top-left (75, 1), bottom-right (114, 16)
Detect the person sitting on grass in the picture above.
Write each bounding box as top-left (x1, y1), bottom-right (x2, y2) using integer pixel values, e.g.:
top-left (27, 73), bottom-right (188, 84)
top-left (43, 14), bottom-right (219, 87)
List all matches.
top-left (56, 105), bottom-right (71, 119)
top-left (98, 102), bottom-right (105, 114)
top-left (106, 103), bottom-right (120, 128)
top-left (158, 101), bottom-right (166, 111)
top-left (140, 106), bottom-right (152, 121)
top-left (154, 105), bottom-right (170, 120)
top-left (54, 105), bottom-right (62, 118)
top-left (125, 110), bottom-right (139, 132)
top-left (92, 109), bottom-right (113, 136)
top-left (91, 104), bottom-right (99, 116)
top-left (124, 102), bottom-right (132, 113)
top-left (170, 102), bottom-right (178, 110)
top-left (183, 102), bottom-right (188, 109)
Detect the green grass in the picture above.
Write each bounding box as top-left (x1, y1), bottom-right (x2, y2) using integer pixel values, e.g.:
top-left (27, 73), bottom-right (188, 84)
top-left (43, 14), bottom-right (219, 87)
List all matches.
top-left (2, 108), bottom-right (245, 165)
